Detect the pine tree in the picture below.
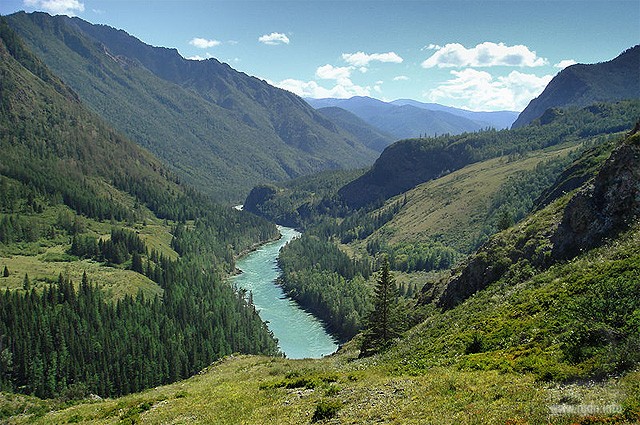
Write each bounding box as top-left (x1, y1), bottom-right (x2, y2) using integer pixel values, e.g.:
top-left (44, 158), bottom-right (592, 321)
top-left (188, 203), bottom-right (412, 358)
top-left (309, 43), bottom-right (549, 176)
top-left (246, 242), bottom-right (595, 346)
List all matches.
top-left (2, 265), bottom-right (8, 278)
top-left (360, 256), bottom-right (399, 356)
top-left (22, 273), bottom-right (30, 291)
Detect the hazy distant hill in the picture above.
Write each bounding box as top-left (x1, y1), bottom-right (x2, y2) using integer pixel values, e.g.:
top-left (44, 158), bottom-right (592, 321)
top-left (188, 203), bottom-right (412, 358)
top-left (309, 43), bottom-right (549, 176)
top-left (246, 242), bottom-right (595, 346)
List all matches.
top-left (6, 12), bottom-right (379, 202)
top-left (316, 107), bottom-right (395, 152)
top-left (305, 96), bottom-right (488, 140)
top-left (512, 45), bottom-right (640, 128)
top-left (390, 99), bottom-right (519, 130)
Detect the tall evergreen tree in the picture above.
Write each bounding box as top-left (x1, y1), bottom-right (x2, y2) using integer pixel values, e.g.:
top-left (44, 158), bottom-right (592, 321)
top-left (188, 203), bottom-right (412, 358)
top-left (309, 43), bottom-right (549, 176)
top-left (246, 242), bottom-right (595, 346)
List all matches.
top-left (2, 266), bottom-right (8, 278)
top-left (22, 273), bottom-right (30, 291)
top-left (360, 256), bottom-right (399, 356)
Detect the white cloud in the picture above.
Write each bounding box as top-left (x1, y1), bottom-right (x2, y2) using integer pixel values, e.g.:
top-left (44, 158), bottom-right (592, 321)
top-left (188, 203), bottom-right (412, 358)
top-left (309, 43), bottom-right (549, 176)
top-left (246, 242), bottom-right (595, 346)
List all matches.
top-left (555, 59), bottom-right (577, 69)
top-left (315, 64), bottom-right (352, 81)
top-left (425, 68), bottom-right (553, 111)
top-left (270, 77), bottom-right (370, 99)
top-left (421, 42), bottom-right (548, 68)
top-left (393, 75), bottom-right (409, 81)
top-left (341, 51), bottom-right (403, 67)
top-left (189, 38), bottom-right (221, 49)
top-left (187, 53), bottom-right (215, 61)
top-left (422, 44), bottom-right (442, 51)
top-left (258, 32), bottom-right (290, 45)
top-left (24, 0), bottom-right (84, 15)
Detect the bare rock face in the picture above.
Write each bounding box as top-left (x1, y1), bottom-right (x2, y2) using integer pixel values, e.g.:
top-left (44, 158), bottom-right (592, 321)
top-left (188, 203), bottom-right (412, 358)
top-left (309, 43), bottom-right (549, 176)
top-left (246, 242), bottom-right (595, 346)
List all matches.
top-left (552, 132), bottom-right (640, 260)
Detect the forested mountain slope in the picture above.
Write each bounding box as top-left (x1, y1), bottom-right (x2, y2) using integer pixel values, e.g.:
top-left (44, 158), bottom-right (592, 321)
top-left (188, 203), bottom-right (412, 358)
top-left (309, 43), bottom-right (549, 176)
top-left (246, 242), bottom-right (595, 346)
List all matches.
top-left (0, 19), bottom-right (279, 399)
top-left (5, 12), bottom-right (379, 202)
top-left (513, 45), bottom-right (640, 128)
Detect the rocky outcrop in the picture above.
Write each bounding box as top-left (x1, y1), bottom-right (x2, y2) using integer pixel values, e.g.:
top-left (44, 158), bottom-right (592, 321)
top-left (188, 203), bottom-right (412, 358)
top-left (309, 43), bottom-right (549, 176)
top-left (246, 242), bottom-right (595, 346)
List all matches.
top-left (552, 129), bottom-right (640, 260)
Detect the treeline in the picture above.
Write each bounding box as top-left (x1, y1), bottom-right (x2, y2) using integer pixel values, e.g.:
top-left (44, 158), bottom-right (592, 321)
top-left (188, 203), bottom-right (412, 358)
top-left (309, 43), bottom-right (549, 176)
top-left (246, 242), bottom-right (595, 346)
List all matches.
top-left (70, 227), bottom-right (145, 265)
top-left (366, 239), bottom-right (459, 273)
top-left (278, 235), bottom-right (372, 341)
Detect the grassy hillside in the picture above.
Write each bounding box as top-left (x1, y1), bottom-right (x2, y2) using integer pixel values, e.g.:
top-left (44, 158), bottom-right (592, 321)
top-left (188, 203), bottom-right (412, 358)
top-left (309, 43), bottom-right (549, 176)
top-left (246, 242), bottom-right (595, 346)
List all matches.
top-left (338, 100), bottom-right (640, 209)
top-left (363, 143), bottom-right (579, 253)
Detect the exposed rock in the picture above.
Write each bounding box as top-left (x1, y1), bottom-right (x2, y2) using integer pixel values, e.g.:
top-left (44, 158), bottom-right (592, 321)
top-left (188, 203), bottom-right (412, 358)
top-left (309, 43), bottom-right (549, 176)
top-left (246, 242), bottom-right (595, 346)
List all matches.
top-left (552, 132), bottom-right (640, 260)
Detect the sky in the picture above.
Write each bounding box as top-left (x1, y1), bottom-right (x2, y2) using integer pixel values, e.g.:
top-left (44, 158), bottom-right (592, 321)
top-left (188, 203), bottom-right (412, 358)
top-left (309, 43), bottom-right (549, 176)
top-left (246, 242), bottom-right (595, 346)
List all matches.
top-left (1, 1), bottom-right (638, 112)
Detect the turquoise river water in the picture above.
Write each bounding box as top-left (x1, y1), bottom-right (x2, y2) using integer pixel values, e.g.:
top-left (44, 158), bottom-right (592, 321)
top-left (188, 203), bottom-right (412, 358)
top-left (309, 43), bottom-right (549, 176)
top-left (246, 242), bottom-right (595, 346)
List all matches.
top-left (231, 226), bottom-right (338, 359)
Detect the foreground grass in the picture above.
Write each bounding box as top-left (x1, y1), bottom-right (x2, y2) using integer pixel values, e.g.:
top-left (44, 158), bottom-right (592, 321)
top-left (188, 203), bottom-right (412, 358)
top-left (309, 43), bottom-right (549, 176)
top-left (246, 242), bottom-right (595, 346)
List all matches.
top-left (1, 341), bottom-right (637, 424)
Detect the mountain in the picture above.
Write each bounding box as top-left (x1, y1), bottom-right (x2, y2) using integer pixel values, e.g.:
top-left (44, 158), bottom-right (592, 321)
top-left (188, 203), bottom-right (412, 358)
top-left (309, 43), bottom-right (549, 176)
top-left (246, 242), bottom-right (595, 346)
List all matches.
top-left (305, 96), bottom-right (488, 141)
top-left (390, 98), bottom-right (519, 129)
top-left (315, 107), bottom-right (395, 152)
top-left (0, 18), bottom-right (280, 398)
top-left (512, 45), bottom-right (640, 128)
top-left (5, 12), bottom-right (379, 202)
top-left (337, 100), bottom-right (640, 209)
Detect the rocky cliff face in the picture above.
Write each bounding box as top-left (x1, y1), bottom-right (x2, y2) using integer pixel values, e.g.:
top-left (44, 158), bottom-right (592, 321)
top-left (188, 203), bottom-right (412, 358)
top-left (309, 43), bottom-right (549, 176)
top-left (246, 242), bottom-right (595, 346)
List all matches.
top-left (435, 126), bottom-right (640, 309)
top-left (552, 127), bottom-right (640, 260)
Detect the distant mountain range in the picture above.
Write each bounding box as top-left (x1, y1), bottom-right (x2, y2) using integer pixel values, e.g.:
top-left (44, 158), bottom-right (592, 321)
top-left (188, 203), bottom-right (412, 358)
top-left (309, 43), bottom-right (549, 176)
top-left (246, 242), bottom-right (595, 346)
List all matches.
top-left (305, 96), bottom-right (519, 142)
top-left (513, 45), bottom-right (640, 128)
top-left (5, 12), bottom-right (380, 202)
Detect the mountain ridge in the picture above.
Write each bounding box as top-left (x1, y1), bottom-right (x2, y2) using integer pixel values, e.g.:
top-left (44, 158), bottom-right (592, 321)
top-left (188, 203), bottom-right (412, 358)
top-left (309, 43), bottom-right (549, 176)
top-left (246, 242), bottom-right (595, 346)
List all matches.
top-left (513, 45), bottom-right (640, 128)
top-left (305, 96), bottom-right (491, 141)
top-left (5, 11), bottom-right (379, 202)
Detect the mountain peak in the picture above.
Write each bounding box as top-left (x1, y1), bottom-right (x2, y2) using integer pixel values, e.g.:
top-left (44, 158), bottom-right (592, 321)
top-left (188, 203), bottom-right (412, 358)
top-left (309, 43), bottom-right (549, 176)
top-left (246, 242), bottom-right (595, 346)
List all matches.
top-left (512, 45), bottom-right (640, 128)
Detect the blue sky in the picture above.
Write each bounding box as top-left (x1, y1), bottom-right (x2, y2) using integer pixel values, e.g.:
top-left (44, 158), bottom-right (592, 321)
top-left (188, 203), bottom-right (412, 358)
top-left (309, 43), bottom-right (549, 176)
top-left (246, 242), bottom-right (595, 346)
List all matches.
top-left (1, 0), bottom-right (638, 111)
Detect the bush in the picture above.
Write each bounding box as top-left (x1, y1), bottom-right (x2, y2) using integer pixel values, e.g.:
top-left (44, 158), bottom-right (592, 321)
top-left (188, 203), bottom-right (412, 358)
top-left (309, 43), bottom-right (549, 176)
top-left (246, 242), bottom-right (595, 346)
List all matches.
top-left (312, 399), bottom-right (342, 422)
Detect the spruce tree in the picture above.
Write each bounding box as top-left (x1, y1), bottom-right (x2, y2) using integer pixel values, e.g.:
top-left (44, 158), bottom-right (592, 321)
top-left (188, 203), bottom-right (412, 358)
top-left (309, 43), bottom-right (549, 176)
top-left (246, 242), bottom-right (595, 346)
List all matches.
top-left (360, 256), bottom-right (399, 356)
top-left (22, 273), bottom-right (30, 291)
top-left (2, 265), bottom-right (8, 278)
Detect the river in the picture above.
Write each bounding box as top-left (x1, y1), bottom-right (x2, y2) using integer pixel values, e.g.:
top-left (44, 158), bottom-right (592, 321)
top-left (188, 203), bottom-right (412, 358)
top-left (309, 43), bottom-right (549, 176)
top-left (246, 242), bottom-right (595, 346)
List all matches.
top-left (231, 226), bottom-right (338, 359)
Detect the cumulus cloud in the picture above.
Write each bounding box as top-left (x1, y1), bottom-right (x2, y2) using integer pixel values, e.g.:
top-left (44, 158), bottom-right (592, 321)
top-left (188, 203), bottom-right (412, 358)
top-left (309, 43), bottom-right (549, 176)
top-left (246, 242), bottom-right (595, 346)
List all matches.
top-left (271, 78), bottom-right (371, 99)
top-left (341, 51), bottom-right (403, 67)
top-left (258, 32), bottom-right (290, 45)
top-left (425, 68), bottom-right (553, 111)
top-left (24, 0), bottom-right (84, 15)
top-left (393, 75), bottom-right (409, 81)
top-left (421, 42), bottom-right (548, 68)
top-left (187, 53), bottom-right (215, 61)
top-left (189, 37), bottom-right (221, 49)
top-left (315, 64), bottom-right (352, 81)
top-left (555, 59), bottom-right (577, 69)
top-left (422, 44), bottom-right (442, 51)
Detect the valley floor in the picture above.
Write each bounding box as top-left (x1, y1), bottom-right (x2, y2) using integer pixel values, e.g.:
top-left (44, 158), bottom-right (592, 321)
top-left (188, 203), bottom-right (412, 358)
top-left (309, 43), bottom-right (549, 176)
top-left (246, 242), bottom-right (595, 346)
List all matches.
top-left (2, 340), bottom-right (637, 424)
